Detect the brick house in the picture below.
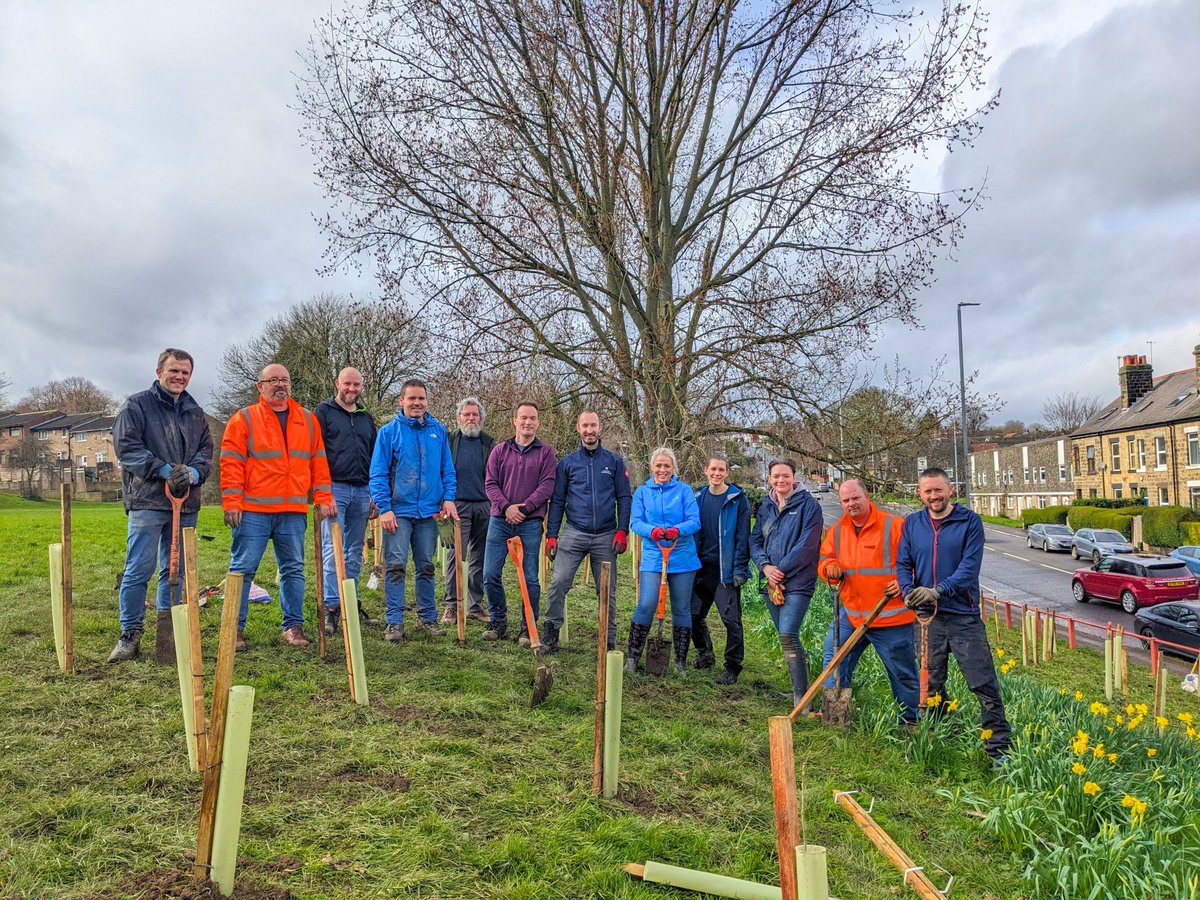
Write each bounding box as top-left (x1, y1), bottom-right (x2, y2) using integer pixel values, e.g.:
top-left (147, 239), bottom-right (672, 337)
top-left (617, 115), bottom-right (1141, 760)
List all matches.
top-left (0, 410), bottom-right (118, 492)
top-left (966, 436), bottom-right (1075, 517)
top-left (1070, 347), bottom-right (1200, 508)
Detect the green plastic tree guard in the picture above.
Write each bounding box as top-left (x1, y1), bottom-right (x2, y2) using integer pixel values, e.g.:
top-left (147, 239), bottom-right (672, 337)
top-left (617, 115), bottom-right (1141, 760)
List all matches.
top-left (49, 543), bottom-right (65, 671)
top-left (342, 579), bottom-right (370, 705)
top-left (603, 650), bottom-right (623, 798)
top-left (170, 604), bottom-right (197, 772)
top-left (211, 685), bottom-right (255, 897)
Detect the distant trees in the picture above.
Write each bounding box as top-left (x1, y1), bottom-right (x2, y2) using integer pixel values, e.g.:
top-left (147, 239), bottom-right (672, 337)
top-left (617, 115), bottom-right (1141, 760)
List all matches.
top-left (0, 371), bottom-right (10, 409)
top-left (212, 294), bottom-right (425, 420)
top-left (1042, 392), bottom-right (1104, 435)
top-left (15, 377), bottom-right (115, 415)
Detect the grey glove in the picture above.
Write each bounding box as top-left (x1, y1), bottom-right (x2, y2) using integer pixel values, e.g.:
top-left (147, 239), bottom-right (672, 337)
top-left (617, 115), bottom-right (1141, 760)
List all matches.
top-left (904, 586), bottom-right (939, 609)
top-left (732, 575), bottom-right (746, 588)
top-left (167, 464), bottom-right (191, 496)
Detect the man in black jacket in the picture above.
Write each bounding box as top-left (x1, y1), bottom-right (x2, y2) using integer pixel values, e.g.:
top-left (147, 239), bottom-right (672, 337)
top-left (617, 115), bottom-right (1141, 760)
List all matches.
top-left (440, 397), bottom-right (494, 623)
top-left (314, 367), bottom-right (379, 635)
top-left (109, 349), bottom-right (213, 663)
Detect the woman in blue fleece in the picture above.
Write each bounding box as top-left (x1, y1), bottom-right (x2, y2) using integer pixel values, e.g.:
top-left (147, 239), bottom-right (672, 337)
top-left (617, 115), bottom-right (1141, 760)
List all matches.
top-left (749, 459), bottom-right (824, 710)
top-left (627, 447), bottom-right (701, 673)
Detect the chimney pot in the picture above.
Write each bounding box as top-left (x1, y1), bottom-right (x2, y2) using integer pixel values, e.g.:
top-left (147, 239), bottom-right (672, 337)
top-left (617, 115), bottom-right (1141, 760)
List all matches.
top-left (1118, 353), bottom-right (1154, 408)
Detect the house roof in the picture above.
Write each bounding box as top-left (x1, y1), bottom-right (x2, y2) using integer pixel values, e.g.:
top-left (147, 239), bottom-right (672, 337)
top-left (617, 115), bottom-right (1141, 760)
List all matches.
top-left (0, 410), bottom-right (64, 429)
top-left (1072, 369), bottom-right (1200, 438)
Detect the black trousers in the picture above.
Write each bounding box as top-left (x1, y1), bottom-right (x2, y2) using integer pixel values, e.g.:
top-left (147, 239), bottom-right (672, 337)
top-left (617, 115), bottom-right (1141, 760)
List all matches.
top-left (924, 611), bottom-right (1012, 757)
top-left (690, 564), bottom-right (744, 673)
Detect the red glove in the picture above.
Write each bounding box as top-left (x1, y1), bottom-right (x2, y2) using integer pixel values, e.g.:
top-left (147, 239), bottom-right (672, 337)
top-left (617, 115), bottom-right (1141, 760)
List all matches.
top-left (545, 537), bottom-right (557, 560)
top-left (665, 527), bottom-right (679, 540)
top-left (650, 527), bottom-right (667, 542)
top-left (612, 530), bottom-right (628, 554)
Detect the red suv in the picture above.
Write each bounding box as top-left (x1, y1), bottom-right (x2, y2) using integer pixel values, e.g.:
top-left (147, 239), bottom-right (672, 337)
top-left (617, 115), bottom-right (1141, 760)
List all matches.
top-left (1072, 554), bottom-right (1199, 614)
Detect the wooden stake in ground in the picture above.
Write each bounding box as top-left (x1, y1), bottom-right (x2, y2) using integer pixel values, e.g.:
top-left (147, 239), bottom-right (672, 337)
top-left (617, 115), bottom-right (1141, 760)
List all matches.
top-left (60, 484), bottom-right (74, 674)
top-left (834, 789), bottom-right (945, 899)
top-left (312, 510), bottom-right (328, 659)
top-left (182, 528), bottom-right (207, 773)
top-left (768, 716), bottom-right (799, 899)
top-left (454, 520), bottom-right (466, 645)
top-left (194, 571), bottom-right (244, 881)
top-left (789, 592), bottom-right (890, 722)
top-left (330, 522), bottom-right (356, 702)
top-left (593, 562), bottom-right (611, 795)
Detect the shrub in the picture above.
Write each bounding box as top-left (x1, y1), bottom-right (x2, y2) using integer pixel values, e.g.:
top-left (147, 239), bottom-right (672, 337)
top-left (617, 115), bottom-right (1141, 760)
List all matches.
top-left (1142, 506), bottom-right (1200, 549)
top-left (1022, 505), bottom-right (1070, 527)
top-left (1185, 521), bottom-right (1200, 546)
top-left (1072, 498), bottom-right (1144, 510)
top-left (1067, 506), bottom-right (1133, 536)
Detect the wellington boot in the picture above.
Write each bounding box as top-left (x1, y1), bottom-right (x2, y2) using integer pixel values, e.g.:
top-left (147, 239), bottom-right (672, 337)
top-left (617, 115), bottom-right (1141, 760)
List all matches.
top-left (154, 610), bottom-right (176, 664)
top-left (672, 626), bottom-right (692, 674)
top-left (625, 621), bottom-right (651, 673)
top-left (783, 644), bottom-right (810, 712)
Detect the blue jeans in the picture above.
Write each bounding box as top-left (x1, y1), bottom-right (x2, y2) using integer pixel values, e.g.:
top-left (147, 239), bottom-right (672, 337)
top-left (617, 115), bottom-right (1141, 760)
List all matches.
top-left (383, 516), bottom-right (439, 624)
top-left (483, 517), bottom-right (544, 629)
top-left (822, 608), bottom-right (920, 723)
top-left (230, 511), bottom-right (308, 631)
top-left (633, 570), bottom-right (697, 626)
top-left (118, 508), bottom-right (198, 633)
top-left (766, 589), bottom-right (812, 639)
top-left (321, 481), bottom-right (371, 608)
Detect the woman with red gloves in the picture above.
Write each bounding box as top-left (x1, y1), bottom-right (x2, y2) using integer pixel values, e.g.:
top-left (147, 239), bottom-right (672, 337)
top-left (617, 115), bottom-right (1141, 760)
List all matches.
top-left (626, 447), bottom-right (701, 673)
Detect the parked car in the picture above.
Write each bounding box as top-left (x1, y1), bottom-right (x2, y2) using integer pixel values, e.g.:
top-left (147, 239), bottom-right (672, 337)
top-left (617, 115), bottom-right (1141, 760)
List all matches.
top-left (1071, 554), bottom-right (1199, 614)
top-left (1027, 523), bottom-right (1074, 552)
top-left (1070, 527), bottom-right (1135, 564)
top-left (1133, 600), bottom-right (1200, 658)
top-left (1168, 545), bottom-right (1200, 577)
top-left (812, 482), bottom-right (832, 493)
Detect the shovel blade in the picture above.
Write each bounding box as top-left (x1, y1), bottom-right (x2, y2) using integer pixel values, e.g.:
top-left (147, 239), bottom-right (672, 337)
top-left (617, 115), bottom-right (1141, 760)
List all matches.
top-left (531, 664), bottom-right (554, 707)
top-left (645, 636), bottom-right (670, 677)
top-left (821, 687), bottom-right (854, 729)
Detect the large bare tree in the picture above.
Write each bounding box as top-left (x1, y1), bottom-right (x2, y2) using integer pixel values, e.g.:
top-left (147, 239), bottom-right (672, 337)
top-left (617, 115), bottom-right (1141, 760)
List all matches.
top-left (1042, 391), bottom-right (1104, 435)
top-left (212, 293), bottom-right (424, 420)
top-left (300, 0), bottom-right (993, 470)
top-left (16, 377), bottom-right (115, 415)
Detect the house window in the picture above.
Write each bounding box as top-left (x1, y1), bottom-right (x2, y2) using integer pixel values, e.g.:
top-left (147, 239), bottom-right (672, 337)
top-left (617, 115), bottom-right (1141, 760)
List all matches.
top-left (1089, 488), bottom-right (1097, 498)
top-left (1109, 438), bottom-right (1121, 473)
top-left (1072, 447), bottom-right (1080, 476)
top-left (1037, 496), bottom-right (1047, 509)
top-left (1059, 464), bottom-right (1067, 481)
top-left (1158, 487), bottom-right (1169, 505)
top-left (74, 432), bottom-right (86, 443)
top-left (78, 455), bottom-right (87, 466)
top-left (1040, 466), bottom-right (1047, 482)
top-left (95, 451), bottom-right (107, 463)
top-left (1087, 445), bottom-right (1096, 474)
top-left (1137, 439), bottom-right (1146, 470)
top-left (1188, 431), bottom-right (1200, 467)
top-left (7, 426), bottom-right (19, 437)
top-left (1156, 436), bottom-right (1168, 468)
top-left (38, 431), bottom-right (49, 441)
top-left (1113, 484), bottom-right (1123, 499)
top-left (56, 451), bottom-right (67, 461)
top-left (1128, 436), bottom-right (1136, 470)
top-left (1023, 467), bottom-right (1030, 482)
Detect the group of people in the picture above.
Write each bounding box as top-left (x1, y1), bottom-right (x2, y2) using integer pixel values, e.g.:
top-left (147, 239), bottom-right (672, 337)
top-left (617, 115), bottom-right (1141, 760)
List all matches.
top-left (107, 349), bottom-right (1012, 764)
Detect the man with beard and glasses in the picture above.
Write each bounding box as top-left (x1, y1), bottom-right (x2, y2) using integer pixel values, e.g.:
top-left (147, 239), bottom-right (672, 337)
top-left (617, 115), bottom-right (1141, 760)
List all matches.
top-left (440, 397), bottom-right (495, 624)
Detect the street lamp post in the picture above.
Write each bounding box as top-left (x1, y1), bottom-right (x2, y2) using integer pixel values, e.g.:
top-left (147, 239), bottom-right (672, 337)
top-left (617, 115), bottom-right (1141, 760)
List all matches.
top-left (957, 301), bottom-right (981, 508)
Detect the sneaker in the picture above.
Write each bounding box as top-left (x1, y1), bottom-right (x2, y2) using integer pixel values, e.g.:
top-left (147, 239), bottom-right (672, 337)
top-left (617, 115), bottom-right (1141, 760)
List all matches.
top-left (414, 620), bottom-right (446, 637)
top-left (107, 630), bottom-right (142, 664)
top-left (440, 607), bottom-right (456, 624)
top-left (282, 625), bottom-right (311, 647)
top-left (324, 609), bottom-right (340, 636)
top-left (481, 624), bottom-right (506, 641)
top-left (715, 668), bottom-right (739, 685)
top-left (235, 631), bottom-right (248, 653)
top-left (466, 608), bottom-right (490, 622)
top-left (384, 623), bottom-right (405, 643)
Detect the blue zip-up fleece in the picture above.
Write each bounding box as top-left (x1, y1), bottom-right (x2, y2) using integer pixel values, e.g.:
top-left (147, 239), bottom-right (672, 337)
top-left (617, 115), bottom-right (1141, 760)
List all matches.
top-left (749, 489), bottom-right (823, 594)
top-left (895, 503), bottom-right (984, 615)
top-left (369, 414), bottom-right (456, 519)
top-left (114, 382), bottom-right (213, 515)
top-left (630, 476), bottom-right (701, 573)
top-left (546, 442), bottom-right (632, 538)
top-left (694, 483), bottom-right (751, 584)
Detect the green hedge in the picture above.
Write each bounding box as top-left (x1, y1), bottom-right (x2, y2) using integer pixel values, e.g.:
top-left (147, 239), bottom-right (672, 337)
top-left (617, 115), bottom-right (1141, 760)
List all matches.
top-left (1066, 506), bottom-right (1133, 536)
top-left (1142, 506), bottom-right (1200, 549)
top-left (1021, 505), bottom-right (1070, 526)
top-left (1185, 522), bottom-right (1200, 546)
top-left (1071, 498), bottom-right (1145, 510)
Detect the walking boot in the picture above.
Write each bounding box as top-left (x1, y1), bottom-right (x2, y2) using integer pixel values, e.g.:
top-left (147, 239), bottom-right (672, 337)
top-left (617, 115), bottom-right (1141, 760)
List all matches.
top-left (324, 608), bottom-right (340, 636)
top-left (482, 621), bottom-right (507, 641)
top-left (107, 627), bottom-right (143, 664)
top-left (516, 624), bottom-right (531, 648)
top-left (540, 621), bottom-right (560, 654)
top-left (625, 621), bottom-right (651, 673)
top-left (672, 626), bottom-right (692, 674)
top-left (154, 610), bottom-right (176, 664)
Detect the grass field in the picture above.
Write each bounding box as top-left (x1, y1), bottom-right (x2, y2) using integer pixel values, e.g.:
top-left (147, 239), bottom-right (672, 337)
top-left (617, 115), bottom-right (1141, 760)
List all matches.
top-left (5, 495), bottom-right (1177, 898)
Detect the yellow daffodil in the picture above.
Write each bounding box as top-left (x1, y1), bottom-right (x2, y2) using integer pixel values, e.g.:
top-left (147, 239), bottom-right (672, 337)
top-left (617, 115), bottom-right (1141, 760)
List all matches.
top-left (1075, 690), bottom-right (1084, 701)
top-left (996, 647), bottom-right (1005, 658)
top-left (1156, 716), bottom-right (1169, 729)
top-left (1114, 715), bottom-right (1124, 726)
top-left (1072, 762), bottom-right (1086, 775)
top-left (1125, 703), bottom-right (1136, 715)
top-left (1083, 781), bottom-right (1100, 796)
top-left (980, 728), bottom-right (993, 741)
top-left (927, 693), bottom-right (942, 708)
top-left (1107, 753), bottom-right (1117, 763)
top-left (1090, 701), bottom-right (1109, 716)
top-left (1178, 712), bottom-right (1194, 726)
top-left (1092, 742), bottom-right (1106, 759)
top-left (947, 698), bottom-right (960, 712)
top-left (1146, 748), bottom-right (1157, 758)
top-left (1136, 703), bottom-right (1149, 715)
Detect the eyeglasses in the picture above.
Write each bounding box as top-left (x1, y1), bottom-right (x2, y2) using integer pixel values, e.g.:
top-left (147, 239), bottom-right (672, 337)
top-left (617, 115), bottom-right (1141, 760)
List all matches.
top-left (258, 377), bottom-right (290, 385)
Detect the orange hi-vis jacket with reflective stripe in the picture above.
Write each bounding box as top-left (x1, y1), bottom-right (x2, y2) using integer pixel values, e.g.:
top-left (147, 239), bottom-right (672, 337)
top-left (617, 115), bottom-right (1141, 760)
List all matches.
top-left (817, 502), bottom-right (913, 629)
top-left (220, 397), bottom-right (333, 514)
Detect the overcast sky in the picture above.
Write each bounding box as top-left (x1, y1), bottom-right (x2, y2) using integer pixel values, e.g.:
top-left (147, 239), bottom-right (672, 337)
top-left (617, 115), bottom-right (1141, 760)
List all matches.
top-left (2, 1), bottom-right (1197, 424)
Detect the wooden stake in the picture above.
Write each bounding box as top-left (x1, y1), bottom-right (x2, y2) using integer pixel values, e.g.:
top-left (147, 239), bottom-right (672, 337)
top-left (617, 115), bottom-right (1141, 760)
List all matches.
top-left (454, 520), bottom-right (466, 645)
top-left (593, 562), bottom-right (611, 795)
top-left (768, 716), bottom-right (798, 900)
top-left (1068, 616), bottom-right (1077, 650)
top-left (330, 522), bottom-right (356, 702)
top-left (833, 789), bottom-right (945, 899)
top-left (312, 510), bottom-right (327, 659)
top-left (195, 571), bottom-right (243, 880)
top-left (60, 484), bottom-right (74, 674)
top-left (789, 592), bottom-right (889, 722)
top-left (183, 527), bottom-right (207, 774)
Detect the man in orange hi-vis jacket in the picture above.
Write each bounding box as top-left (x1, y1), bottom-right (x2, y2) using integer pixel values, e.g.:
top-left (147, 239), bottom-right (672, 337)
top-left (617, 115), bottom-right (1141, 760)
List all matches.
top-left (221, 363), bottom-right (335, 650)
top-left (816, 478), bottom-right (919, 724)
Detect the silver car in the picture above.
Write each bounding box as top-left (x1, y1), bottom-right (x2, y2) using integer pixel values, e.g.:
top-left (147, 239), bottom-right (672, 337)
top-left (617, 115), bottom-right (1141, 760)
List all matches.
top-left (1027, 523), bottom-right (1074, 552)
top-left (1071, 527), bottom-right (1136, 564)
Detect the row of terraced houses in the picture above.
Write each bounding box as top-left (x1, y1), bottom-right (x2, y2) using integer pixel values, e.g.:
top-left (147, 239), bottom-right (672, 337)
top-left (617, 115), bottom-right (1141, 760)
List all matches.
top-left (967, 344), bottom-right (1200, 517)
top-left (0, 410), bottom-right (119, 496)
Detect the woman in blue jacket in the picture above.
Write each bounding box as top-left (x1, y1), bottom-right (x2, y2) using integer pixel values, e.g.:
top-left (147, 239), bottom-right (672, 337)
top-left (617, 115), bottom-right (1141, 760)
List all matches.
top-left (749, 459), bottom-right (824, 709)
top-left (627, 447), bottom-right (701, 673)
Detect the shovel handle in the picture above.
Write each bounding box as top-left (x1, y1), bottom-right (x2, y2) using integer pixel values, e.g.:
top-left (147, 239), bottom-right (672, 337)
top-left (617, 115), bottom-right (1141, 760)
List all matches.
top-left (506, 537), bottom-right (541, 648)
top-left (655, 539), bottom-right (675, 621)
top-left (164, 482), bottom-right (188, 592)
